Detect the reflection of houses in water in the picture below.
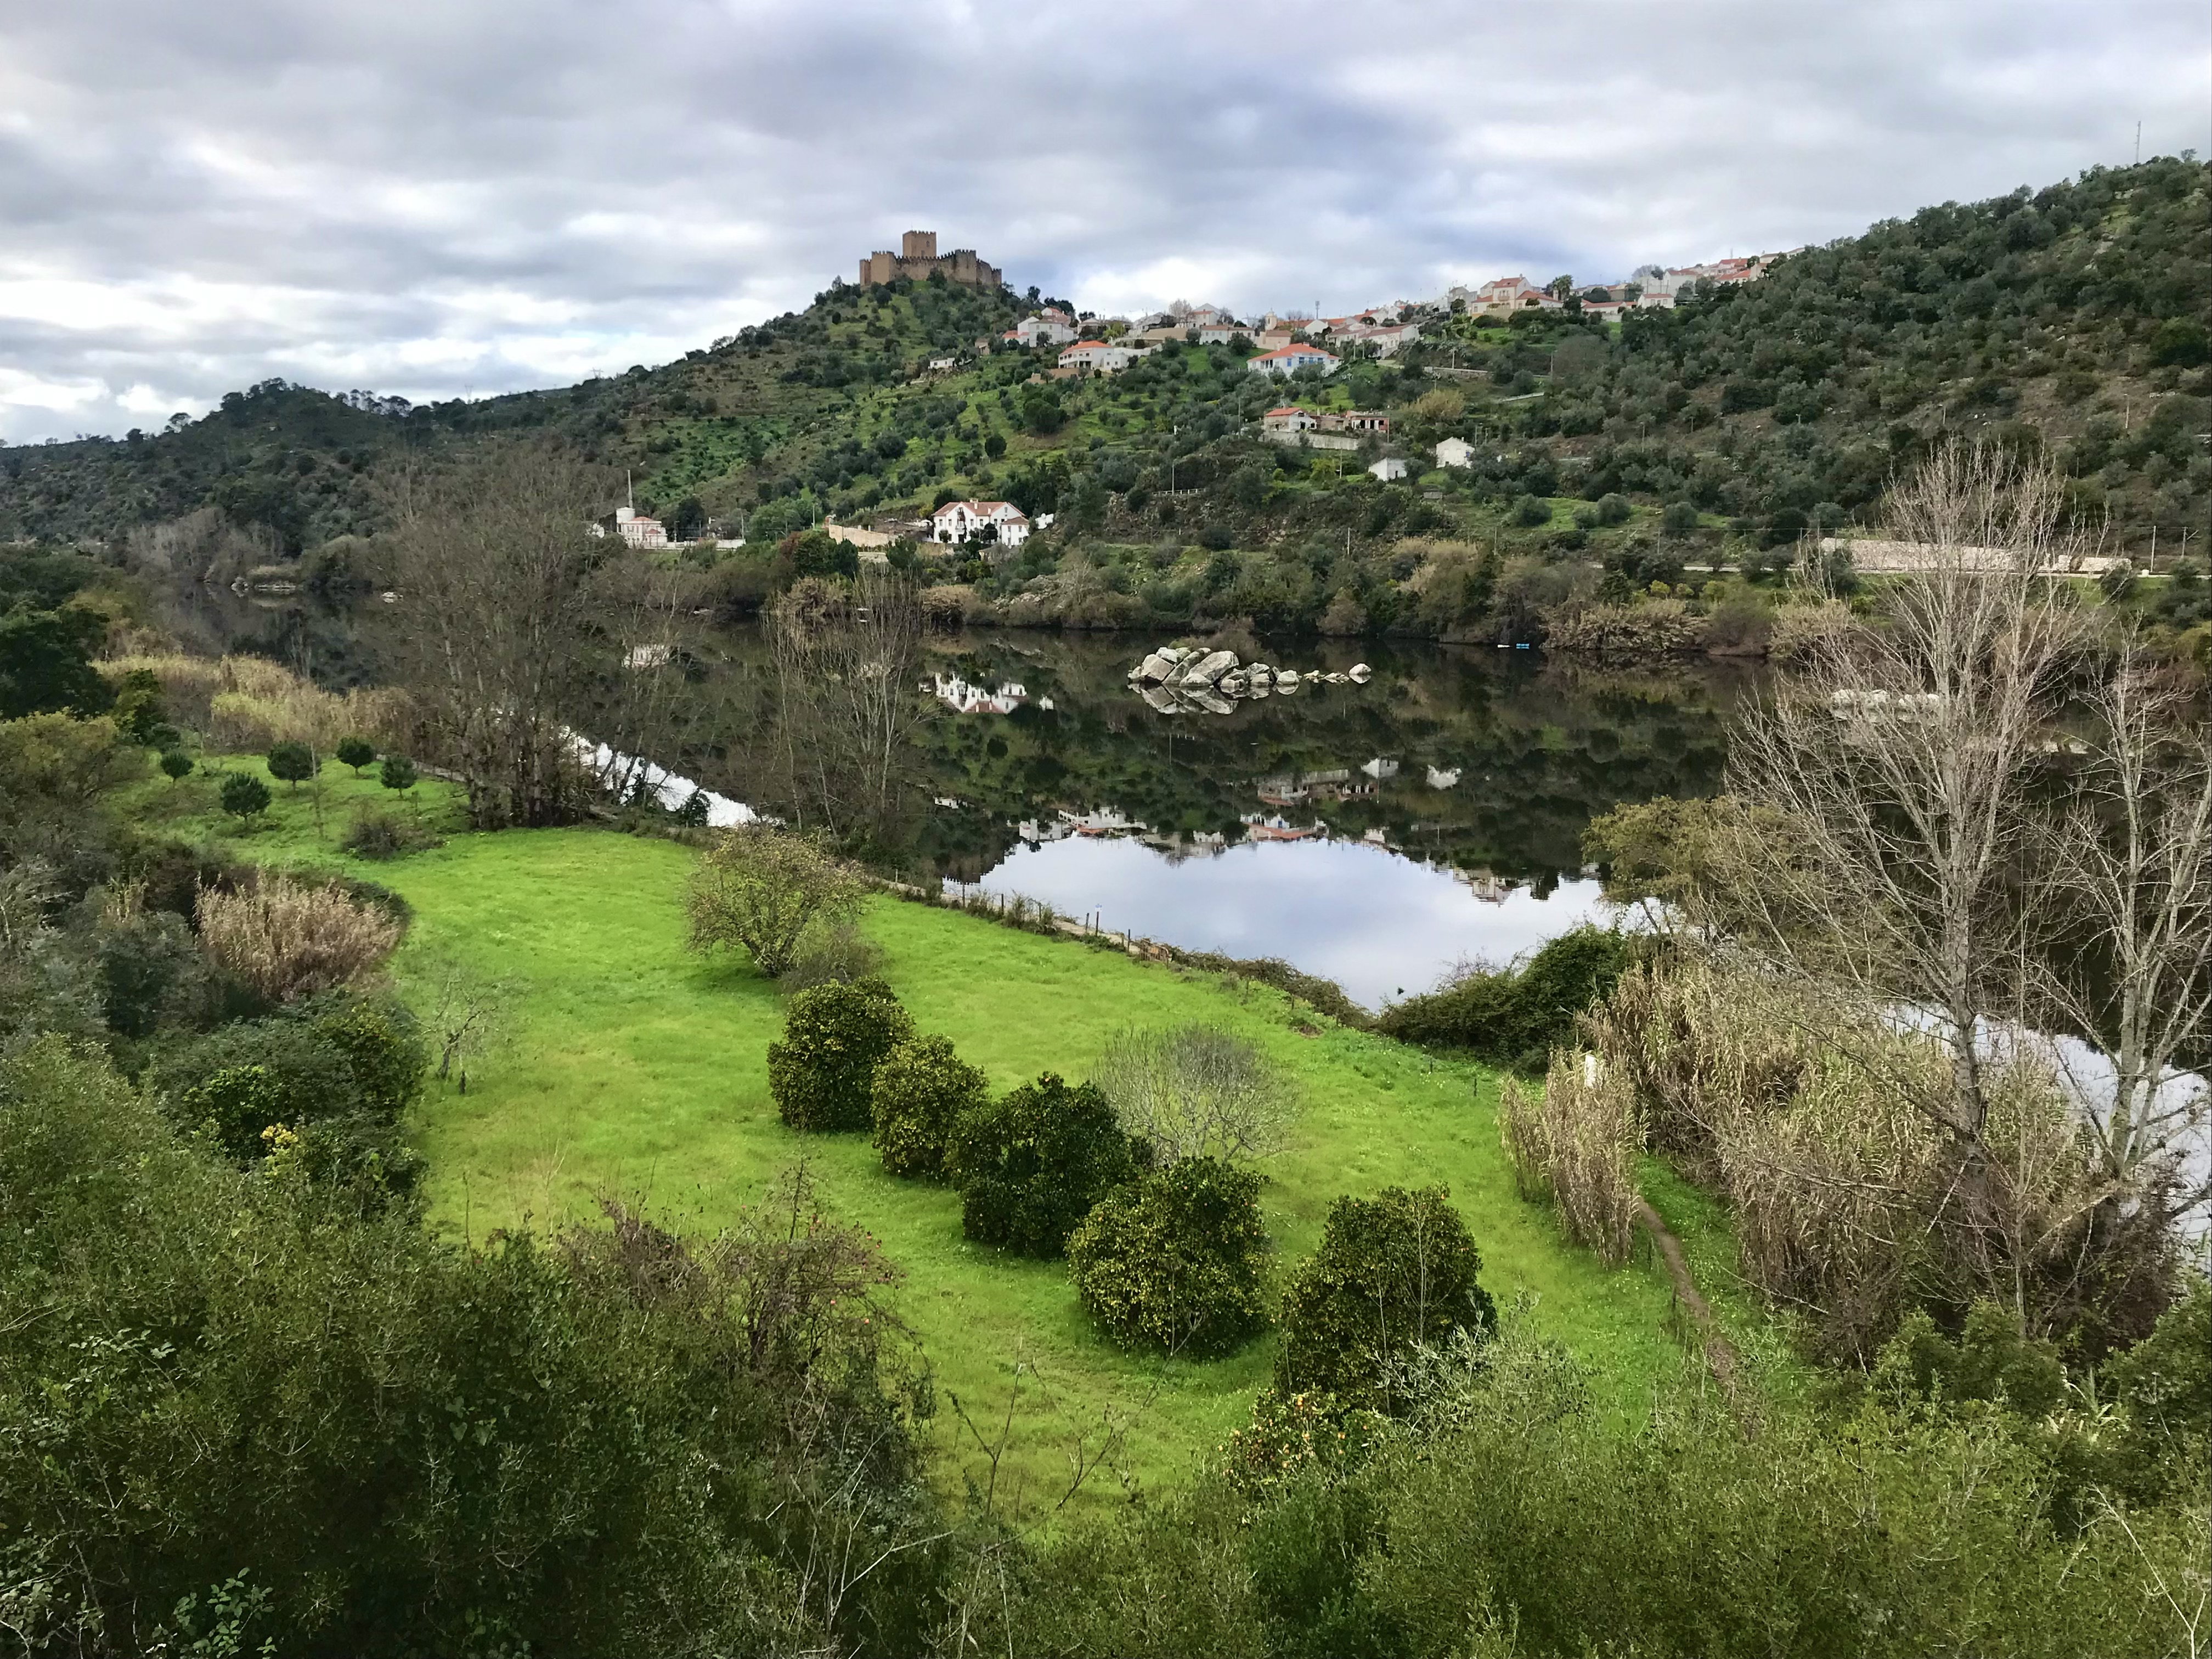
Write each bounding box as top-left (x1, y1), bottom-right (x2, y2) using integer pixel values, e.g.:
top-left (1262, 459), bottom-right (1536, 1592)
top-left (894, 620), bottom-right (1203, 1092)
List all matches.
top-left (1426, 765), bottom-right (1462, 789)
top-left (1244, 814), bottom-right (1328, 842)
top-left (1254, 766), bottom-right (1375, 808)
top-left (1015, 809), bottom-right (1233, 860)
top-left (929, 674), bottom-right (1028, 714)
top-left (1451, 867), bottom-right (1516, 904)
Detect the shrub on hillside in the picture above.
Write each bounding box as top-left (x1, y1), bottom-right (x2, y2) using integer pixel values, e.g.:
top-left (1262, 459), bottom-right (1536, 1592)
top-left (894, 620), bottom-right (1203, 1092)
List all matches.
top-left (1091, 1024), bottom-right (1294, 1165)
top-left (1542, 598), bottom-right (1708, 662)
top-left (340, 804), bottom-right (442, 861)
top-left (686, 825), bottom-right (867, 980)
top-left (196, 875), bottom-right (402, 1003)
top-left (267, 740), bottom-right (317, 788)
top-left (1275, 1185), bottom-right (1496, 1410)
top-left (777, 920), bottom-right (886, 992)
top-left (767, 978), bottom-right (915, 1132)
top-left (947, 1073), bottom-right (1140, 1257)
top-left (336, 735), bottom-right (377, 775)
top-left (1067, 1156), bottom-right (1272, 1355)
top-left (1376, 926), bottom-right (1638, 1072)
top-left (218, 771), bottom-right (272, 821)
top-left (870, 1034), bottom-right (988, 1179)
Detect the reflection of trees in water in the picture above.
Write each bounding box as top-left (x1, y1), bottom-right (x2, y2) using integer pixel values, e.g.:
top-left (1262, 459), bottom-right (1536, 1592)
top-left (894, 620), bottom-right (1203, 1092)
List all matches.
top-left (905, 635), bottom-right (1747, 883)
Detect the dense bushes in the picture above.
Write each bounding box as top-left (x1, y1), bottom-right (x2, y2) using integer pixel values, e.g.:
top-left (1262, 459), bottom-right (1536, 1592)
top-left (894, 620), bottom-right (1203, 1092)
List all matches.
top-left (1376, 926), bottom-right (1638, 1071)
top-left (0, 1039), bottom-right (946, 1657)
top-left (152, 990), bottom-right (428, 1207)
top-left (1068, 1156), bottom-right (1272, 1355)
top-left (1274, 1186), bottom-right (1495, 1410)
top-left (686, 826), bottom-right (866, 980)
top-left (870, 1032), bottom-right (986, 1178)
top-left (947, 1071), bottom-right (1139, 1256)
top-left (766, 977), bottom-right (915, 1132)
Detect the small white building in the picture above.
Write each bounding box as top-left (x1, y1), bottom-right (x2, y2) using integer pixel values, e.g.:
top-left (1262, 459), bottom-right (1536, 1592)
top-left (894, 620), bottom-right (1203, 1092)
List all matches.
top-left (1058, 339), bottom-right (1150, 374)
top-left (930, 499), bottom-right (1032, 548)
top-left (612, 506), bottom-right (668, 549)
top-left (1436, 437), bottom-right (1475, 469)
top-left (1012, 313), bottom-right (1077, 348)
top-left (1247, 343), bottom-right (1341, 377)
top-left (1369, 457), bottom-right (1409, 482)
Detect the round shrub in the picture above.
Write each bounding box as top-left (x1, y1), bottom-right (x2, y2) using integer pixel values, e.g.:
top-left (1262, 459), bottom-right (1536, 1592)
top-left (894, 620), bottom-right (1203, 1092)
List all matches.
top-left (378, 754), bottom-right (419, 793)
top-left (159, 749), bottom-right (194, 784)
top-left (335, 735), bottom-right (377, 775)
top-left (767, 977), bottom-right (915, 1132)
top-left (1275, 1184), bottom-right (1496, 1410)
top-left (1068, 1156), bottom-right (1272, 1356)
top-left (267, 740), bottom-right (317, 788)
top-left (871, 1033), bottom-right (987, 1179)
top-left (947, 1072), bottom-right (1139, 1257)
top-left (218, 771), bottom-right (272, 820)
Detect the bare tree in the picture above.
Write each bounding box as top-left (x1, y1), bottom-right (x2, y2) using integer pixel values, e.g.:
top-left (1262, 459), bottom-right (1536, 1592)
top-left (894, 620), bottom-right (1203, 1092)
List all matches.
top-left (1706, 444), bottom-right (2207, 1329)
top-left (1724, 445), bottom-right (2088, 1159)
top-left (2041, 653), bottom-right (2212, 1201)
top-left (769, 568), bottom-right (932, 839)
top-left (419, 956), bottom-right (514, 1094)
top-left (379, 444), bottom-right (702, 828)
top-left (1091, 1024), bottom-right (1296, 1165)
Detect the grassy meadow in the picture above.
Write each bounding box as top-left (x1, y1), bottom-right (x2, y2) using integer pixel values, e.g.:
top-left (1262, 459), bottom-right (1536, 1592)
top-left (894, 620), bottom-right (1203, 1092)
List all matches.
top-left (131, 756), bottom-right (1737, 1514)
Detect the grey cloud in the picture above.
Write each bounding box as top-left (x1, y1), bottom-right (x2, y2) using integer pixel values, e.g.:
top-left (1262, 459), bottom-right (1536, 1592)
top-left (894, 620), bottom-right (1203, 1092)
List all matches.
top-left (0, 0), bottom-right (2204, 441)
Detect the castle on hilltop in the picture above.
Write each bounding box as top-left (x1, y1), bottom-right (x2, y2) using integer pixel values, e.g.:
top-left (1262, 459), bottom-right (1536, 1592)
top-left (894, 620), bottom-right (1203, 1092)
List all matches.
top-left (857, 230), bottom-right (1001, 290)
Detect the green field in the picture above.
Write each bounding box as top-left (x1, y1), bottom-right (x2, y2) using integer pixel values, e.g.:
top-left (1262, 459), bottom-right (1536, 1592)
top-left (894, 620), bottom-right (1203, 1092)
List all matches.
top-left (137, 758), bottom-right (1725, 1514)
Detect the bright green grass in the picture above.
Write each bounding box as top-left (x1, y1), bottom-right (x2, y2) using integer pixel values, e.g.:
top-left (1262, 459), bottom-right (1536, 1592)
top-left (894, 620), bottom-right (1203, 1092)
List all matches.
top-left (133, 760), bottom-right (1720, 1514)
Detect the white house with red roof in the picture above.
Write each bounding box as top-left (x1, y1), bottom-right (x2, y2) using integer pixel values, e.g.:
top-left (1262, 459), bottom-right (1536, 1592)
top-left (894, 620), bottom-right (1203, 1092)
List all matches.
top-left (1010, 311), bottom-right (1076, 347)
top-left (611, 505), bottom-right (668, 549)
top-left (930, 499), bottom-right (1032, 548)
top-left (1248, 343), bottom-right (1341, 377)
top-left (1262, 405), bottom-right (1317, 435)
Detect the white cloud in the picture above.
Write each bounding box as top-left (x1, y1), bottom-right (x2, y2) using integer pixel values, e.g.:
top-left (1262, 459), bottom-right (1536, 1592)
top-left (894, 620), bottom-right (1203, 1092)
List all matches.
top-left (0, 0), bottom-right (2205, 443)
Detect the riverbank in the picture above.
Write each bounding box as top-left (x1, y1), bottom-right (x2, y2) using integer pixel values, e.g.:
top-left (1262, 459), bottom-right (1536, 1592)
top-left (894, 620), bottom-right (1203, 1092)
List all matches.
top-left (132, 758), bottom-right (1757, 1510)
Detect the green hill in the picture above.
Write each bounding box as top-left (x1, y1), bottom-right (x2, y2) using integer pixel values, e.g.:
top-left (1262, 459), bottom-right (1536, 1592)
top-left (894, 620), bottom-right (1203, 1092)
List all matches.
top-left (4, 157), bottom-right (2204, 628)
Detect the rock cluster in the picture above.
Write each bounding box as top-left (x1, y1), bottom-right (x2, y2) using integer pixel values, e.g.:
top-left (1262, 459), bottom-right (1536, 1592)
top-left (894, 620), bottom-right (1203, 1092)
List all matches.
top-left (1127, 646), bottom-right (1370, 714)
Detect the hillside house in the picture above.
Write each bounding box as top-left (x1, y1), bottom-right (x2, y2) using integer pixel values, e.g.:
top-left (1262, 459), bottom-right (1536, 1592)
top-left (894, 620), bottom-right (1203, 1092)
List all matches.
top-left (612, 505), bottom-right (668, 549)
top-left (1009, 311), bottom-right (1077, 347)
top-left (1317, 409), bottom-right (1389, 434)
top-left (1262, 406), bottom-right (1317, 435)
top-left (1369, 457), bottom-right (1409, 482)
top-left (1248, 343), bottom-right (1341, 377)
top-left (930, 499), bottom-right (1031, 548)
top-left (1436, 437), bottom-right (1474, 469)
top-left (1058, 339), bottom-right (1149, 374)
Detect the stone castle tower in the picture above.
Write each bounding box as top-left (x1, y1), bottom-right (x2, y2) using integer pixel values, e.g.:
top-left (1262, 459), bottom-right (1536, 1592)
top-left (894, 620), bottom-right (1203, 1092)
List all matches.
top-left (857, 230), bottom-right (1001, 290)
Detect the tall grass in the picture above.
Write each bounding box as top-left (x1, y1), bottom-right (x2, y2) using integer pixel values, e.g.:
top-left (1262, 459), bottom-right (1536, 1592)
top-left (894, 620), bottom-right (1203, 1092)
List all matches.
top-left (1499, 1058), bottom-right (1640, 1265)
top-left (101, 654), bottom-right (413, 753)
top-left (197, 875), bottom-right (403, 1003)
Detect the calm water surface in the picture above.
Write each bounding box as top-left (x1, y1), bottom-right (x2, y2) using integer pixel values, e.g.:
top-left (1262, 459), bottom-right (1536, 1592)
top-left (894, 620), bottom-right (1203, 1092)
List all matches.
top-left (187, 589), bottom-right (1748, 1008)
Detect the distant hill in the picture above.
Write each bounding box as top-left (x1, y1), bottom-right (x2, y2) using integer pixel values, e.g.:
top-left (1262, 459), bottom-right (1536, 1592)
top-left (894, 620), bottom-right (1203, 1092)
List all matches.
top-left (4, 157), bottom-right (2205, 619)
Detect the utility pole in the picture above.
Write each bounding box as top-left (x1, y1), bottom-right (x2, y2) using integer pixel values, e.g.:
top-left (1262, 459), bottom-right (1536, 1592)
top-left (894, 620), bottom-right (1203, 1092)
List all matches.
top-left (2135, 121), bottom-right (2142, 165)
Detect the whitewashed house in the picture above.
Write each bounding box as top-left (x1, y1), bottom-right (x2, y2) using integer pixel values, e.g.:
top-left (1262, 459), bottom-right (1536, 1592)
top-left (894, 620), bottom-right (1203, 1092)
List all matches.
top-left (612, 506), bottom-right (668, 549)
top-left (1248, 343), bottom-right (1341, 377)
top-left (930, 499), bottom-right (1031, 548)
top-left (1369, 457), bottom-right (1409, 482)
top-left (1436, 437), bottom-right (1475, 469)
top-left (1058, 339), bottom-right (1149, 374)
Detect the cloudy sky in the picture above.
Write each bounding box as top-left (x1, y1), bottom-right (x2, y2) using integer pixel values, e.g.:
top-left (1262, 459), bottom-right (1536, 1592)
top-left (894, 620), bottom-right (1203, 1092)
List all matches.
top-left (2, 0), bottom-right (2204, 444)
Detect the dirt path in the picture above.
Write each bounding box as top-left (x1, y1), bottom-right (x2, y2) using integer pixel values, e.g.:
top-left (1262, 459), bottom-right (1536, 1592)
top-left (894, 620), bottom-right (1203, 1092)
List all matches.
top-left (1633, 1197), bottom-right (1742, 1395)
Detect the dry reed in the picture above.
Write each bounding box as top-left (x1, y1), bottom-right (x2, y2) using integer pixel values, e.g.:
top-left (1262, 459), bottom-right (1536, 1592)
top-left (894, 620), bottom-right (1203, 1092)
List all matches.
top-left (196, 876), bottom-right (403, 1003)
top-left (100, 654), bottom-right (413, 753)
top-left (1500, 1056), bottom-right (1641, 1265)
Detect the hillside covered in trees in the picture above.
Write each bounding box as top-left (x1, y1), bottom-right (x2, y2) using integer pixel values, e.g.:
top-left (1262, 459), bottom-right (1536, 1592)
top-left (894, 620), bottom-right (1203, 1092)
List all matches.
top-left (5, 157), bottom-right (2206, 650)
